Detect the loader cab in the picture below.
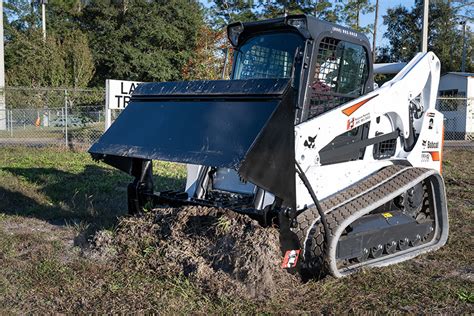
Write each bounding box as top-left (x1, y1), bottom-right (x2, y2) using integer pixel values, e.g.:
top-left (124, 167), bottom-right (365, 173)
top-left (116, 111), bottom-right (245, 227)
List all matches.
top-left (228, 15), bottom-right (374, 123)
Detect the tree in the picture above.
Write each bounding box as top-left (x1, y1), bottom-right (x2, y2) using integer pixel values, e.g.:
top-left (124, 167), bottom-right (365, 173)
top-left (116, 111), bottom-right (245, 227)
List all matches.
top-left (382, 0), bottom-right (473, 73)
top-left (5, 29), bottom-right (68, 87)
top-left (259, 0), bottom-right (340, 21)
top-left (208, 0), bottom-right (258, 28)
top-left (4, 0), bottom-right (39, 32)
top-left (63, 30), bottom-right (95, 88)
top-left (44, 0), bottom-right (86, 36)
top-left (4, 0), bottom-right (95, 88)
top-left (5, 28), bottom-right (95, 88)
top-left (80, 0), bottom-right (204, 85)
top-left (338, 0), bottom-right (375, 34)
top-left (182, 25), bottom-right (225, 80)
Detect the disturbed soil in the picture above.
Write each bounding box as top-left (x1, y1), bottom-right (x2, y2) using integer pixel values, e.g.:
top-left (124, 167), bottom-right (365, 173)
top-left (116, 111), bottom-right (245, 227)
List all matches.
top-left (89, 206), bottom-right (299, 300)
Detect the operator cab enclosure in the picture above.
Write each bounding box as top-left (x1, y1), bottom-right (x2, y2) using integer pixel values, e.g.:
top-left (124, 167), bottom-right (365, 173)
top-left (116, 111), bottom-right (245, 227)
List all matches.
top-left (227, 15), bottom-right (374, 123)
top-left (202, 15), bottom-right (374, 209)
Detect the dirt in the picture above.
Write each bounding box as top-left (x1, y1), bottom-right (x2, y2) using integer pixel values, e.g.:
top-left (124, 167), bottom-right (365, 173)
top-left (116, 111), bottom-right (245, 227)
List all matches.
top-left (89, 206), bottom-right (299, 300)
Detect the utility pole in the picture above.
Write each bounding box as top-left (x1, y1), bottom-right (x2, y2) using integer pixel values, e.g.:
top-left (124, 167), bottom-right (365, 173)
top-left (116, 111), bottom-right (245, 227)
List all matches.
top-left (421, 0), bottom-right (429, 53)
top-left (460, 20), bottom-right (467, 72)
top-left (221, 48), bottom-right (229, 79)
top-left (0, 0), bottom-right (6, 131)
top-left (40, 0), bottom-right (47, 41)
top-left (372, 0), bottom-right (379, 62)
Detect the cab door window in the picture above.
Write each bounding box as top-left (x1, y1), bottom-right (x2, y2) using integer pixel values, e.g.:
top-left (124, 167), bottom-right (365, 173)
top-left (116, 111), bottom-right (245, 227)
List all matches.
top-left (308, 37), bottom-right (369, 119)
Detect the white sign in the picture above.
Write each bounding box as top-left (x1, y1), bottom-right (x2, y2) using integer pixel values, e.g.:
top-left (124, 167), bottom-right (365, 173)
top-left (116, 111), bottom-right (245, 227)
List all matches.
top-left (106, 79), bottom-right (142, 110)
top-left (104, 79), bottom-right (143, 130)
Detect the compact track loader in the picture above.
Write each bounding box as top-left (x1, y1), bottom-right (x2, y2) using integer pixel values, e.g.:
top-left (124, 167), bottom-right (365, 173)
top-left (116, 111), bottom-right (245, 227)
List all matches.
top-left (89, 15), bottom-right (448, 278)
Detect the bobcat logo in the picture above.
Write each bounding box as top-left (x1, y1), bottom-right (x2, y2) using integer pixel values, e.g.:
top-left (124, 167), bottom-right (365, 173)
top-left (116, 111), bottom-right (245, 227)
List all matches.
top-left (304, 135), bottom-right (317, 149)
top-left (347, 117), bottom-right (355, 130)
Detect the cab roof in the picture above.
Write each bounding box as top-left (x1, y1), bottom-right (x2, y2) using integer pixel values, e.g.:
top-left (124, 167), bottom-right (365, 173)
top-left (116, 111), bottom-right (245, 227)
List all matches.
top-left (227, 14), bottom-right (371, 50)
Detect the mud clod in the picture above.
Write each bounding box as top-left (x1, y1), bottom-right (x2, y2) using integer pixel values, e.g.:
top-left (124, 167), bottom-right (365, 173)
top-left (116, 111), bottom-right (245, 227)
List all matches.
top-left (90, 206), bottom-right (299, 299)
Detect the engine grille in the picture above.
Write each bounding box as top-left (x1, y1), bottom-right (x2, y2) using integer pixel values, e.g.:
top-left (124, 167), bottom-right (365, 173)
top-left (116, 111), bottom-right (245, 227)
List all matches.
top-left (373, 138), bottom-right (397, 159)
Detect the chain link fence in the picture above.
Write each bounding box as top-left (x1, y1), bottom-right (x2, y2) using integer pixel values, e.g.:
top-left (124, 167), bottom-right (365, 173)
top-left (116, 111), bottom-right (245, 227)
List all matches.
top-left (0, 87), bottom-right (472, 151)
top-left (437, 97), bottom-right (474, 150)
top-left (0, 87), bottom-right (105, 150)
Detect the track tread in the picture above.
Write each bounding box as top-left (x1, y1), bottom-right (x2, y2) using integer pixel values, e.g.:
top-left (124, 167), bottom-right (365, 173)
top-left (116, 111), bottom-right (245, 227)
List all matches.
top-left (293, 165), bottom-right (436, 276)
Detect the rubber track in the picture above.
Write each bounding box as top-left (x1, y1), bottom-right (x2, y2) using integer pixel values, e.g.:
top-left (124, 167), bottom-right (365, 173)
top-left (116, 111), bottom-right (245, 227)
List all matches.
top-left (294, 165), bottom-right (407, 249)
top-left (294, 165), bottom-right (446, 277)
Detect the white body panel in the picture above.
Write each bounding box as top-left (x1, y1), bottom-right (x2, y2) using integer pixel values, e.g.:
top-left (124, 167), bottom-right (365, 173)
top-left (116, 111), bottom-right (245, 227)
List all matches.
top-left (294, 52), bottom-right (443, 209)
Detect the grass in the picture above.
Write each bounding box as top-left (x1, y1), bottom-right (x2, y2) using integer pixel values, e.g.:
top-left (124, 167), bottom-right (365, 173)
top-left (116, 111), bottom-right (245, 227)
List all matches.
top-left (0, 146), bottom-right (472, 313)
top-left (0, 146), bottom-right (185, 229)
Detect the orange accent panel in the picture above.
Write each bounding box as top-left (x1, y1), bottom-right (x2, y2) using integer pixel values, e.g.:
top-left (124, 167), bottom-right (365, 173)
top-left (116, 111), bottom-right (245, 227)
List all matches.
top-left (429, 151), bottom-right (440, 161)
top-left (440, 123), bottom-right (445, 173)
top-left (342, 95), bottom-right (378, 116)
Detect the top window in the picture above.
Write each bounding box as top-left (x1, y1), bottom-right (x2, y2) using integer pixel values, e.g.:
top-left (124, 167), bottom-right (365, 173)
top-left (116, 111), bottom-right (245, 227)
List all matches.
top-left (308, 37), bottom-right (369, 118)
top-left (232, 32), bottom-right (304, 80)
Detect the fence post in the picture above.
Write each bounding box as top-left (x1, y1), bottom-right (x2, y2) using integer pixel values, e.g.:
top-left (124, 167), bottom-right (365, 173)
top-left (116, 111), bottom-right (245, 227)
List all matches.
top-left (64, 89), bottom-right (68, 147)
top-left (9, 109), bottom-right (12, 137)
top-left (105, 80), bottom-right (112, 131)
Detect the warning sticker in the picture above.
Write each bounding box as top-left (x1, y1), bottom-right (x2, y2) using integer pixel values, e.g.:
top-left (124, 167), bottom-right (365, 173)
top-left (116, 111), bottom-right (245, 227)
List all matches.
top-left (382, 212), bottom-right (393, 218)
top-left (281, 250), bottom-right (301, 269)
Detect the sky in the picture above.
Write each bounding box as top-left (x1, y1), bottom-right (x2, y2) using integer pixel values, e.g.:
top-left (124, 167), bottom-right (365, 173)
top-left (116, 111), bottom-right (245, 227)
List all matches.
top-left (359, 0), bottom-right (414, 47)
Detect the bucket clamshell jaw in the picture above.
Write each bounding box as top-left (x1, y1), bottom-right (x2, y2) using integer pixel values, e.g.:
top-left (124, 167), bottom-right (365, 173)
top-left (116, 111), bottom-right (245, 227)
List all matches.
top-left (89, 78), bottom-right (297, 213)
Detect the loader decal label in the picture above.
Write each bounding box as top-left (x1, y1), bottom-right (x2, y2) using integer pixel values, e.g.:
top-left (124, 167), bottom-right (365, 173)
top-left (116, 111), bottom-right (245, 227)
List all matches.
top-left (347, 117), bottom-right (355, 130)
top-left (421, 152), bottom-right (430, 163)
top-left (304, 135), bottom-right (317, 149)
top-left (422, 140), bottom-right (439, 149)
top-left (428, 118), bottom-right (434, 130)
top-left (346, 113), bottom-right (370, 130)
top-left (421, 151), bottom-right (440, 162)
top-left (342, 94), bottom-right (378, 116)
top-left (281, 250), bottom-right (300, 269)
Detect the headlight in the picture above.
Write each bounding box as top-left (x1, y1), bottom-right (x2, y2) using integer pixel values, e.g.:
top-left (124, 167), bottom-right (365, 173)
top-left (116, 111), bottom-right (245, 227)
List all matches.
top-left (227, 23), bottom-right (244, 47)
top-left (287, 18), bottom-right (307, 31)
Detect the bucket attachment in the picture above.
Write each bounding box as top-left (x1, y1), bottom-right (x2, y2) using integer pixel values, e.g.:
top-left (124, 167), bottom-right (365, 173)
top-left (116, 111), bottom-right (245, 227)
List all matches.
top-left (89, 78), bottom-right (297, 208)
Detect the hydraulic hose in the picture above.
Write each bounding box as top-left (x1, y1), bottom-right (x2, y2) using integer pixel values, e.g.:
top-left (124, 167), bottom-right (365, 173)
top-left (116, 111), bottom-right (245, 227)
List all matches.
top-left (295, 162), bottom-right (331, 250)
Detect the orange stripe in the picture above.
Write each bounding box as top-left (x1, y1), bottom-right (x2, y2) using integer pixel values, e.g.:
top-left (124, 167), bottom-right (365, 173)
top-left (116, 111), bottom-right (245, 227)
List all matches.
top-left (342, 95), bottom-right (378, 116)
top-left (429, 151), bottom-right (440, 161)
top-left (440, 123), bottom-right (445, 173)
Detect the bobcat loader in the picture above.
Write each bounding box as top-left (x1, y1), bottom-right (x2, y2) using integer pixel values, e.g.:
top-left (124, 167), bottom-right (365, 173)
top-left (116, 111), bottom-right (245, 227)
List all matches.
top-left (89, 15), bottom-right (448, 278)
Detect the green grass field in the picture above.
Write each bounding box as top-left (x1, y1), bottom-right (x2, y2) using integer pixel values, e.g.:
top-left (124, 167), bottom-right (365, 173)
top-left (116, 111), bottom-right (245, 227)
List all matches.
top-left (0, 147), bottom-right (472, 313)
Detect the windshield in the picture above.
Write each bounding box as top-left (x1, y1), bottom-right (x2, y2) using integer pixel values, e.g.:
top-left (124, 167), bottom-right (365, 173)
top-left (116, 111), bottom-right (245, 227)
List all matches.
top-left (232, 32), bottom-right (304, 80)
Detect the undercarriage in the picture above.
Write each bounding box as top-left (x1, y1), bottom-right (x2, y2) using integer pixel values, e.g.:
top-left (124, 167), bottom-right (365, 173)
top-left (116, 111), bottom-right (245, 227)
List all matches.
top-left (294, 165), bottom-right (448, 277)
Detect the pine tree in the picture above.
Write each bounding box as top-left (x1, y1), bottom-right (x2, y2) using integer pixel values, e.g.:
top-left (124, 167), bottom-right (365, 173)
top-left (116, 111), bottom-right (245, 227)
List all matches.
top-left (259, 0), bottom-right (340, 21)
top-left (339, 0), bottom-right (375, 34)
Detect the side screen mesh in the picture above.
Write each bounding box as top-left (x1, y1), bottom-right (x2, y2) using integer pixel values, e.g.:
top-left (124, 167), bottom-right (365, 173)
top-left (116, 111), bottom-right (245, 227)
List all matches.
top-left (308, 37), bottom-right (368, 119)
